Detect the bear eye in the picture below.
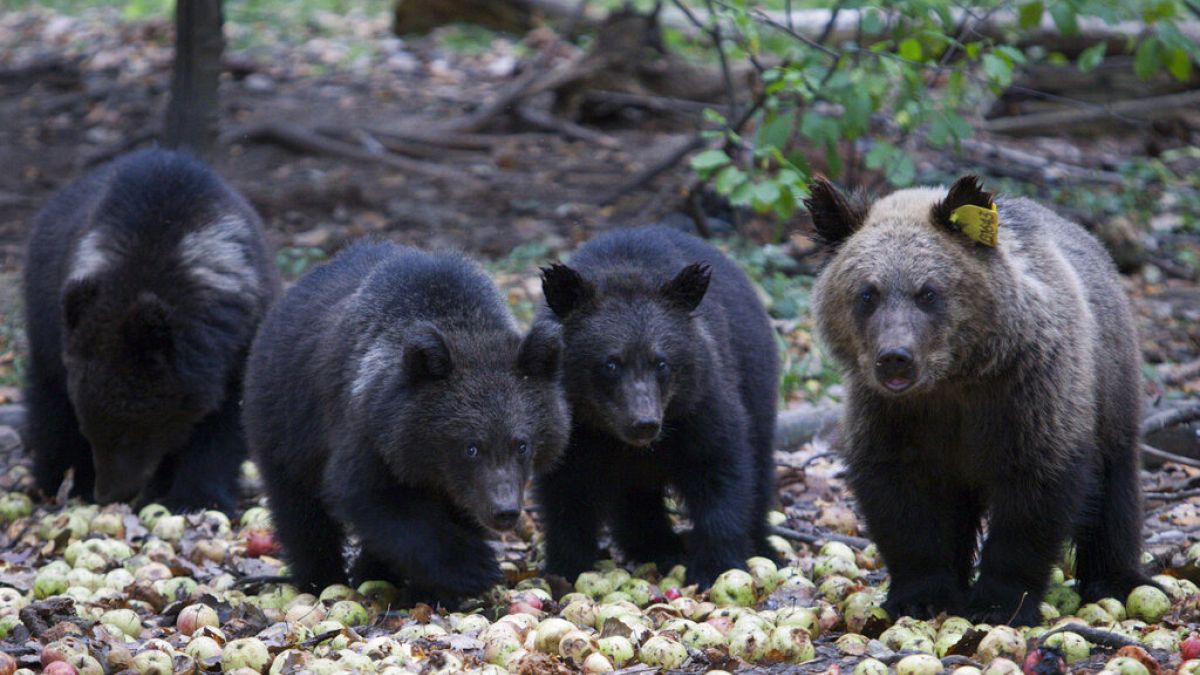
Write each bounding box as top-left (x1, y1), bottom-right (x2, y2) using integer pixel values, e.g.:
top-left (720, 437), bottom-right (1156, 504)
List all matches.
top-left (603, 358), bottom-right (620, 374)
top-left (655, 359), bottom-right (668, 372)
top-left (516, 441), bottom-right (529, 456)
top-left (916, 286), bottom-right (939, 308)
top-left (858, 287), bottom-right (876, 305)
top-left (465, 445), bottom-right (480, 459)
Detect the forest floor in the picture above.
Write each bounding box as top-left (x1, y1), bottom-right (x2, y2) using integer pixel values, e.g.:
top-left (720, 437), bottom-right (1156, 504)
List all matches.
top-left (1, 5), bottom-right (1200, 674)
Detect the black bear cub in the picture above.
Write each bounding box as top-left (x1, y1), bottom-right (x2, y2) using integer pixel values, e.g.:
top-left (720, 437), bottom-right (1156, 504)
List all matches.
top-left (807, 175), bottom-right (1151, 625)
top-left (244, 241), bottom-right (569, 604)
top-left (535, 226), bottom-right (780, 588)
top-left (24, 149), bottom-right (278, 512)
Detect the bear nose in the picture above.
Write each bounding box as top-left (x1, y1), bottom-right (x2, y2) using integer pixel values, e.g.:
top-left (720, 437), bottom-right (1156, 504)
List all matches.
top-left (875, 347), bottom-right (916, 391)
top-left (631, 418), bottom-right (661, 439)
top-left (876, 347), bottom-right (913, 371)
top-left (492, 509), bottom-right (520, 530)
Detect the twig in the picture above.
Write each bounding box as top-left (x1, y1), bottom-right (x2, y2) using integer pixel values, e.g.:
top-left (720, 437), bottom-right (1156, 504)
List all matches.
top-left (440, 51), bottom-right (602, 134)
top-left (314, 126), bottom-right (461, 161)
top-left (582, 90), bottom-right (730, 117)
top-left (953, 138), bottom-right (1127, 186)
top-left (515, 106), bottom-right (620, 147)
top-left (802, 452), bottom-right (835, 469)
top-left (941, 656), bottom-right (984, 669)
top-left (600, 134), bottom-right (706, 204)
top-left (985, 90), bottom-right (1200, 136)
top-left (1141, 444), bottom-right (1200, 470)
top-left (684, 188), bottom-right (713, 239)
top-left (300, 627), bottom-right (346, 648)
top-left (704, 0), bottom-right (739, 113)
top-left (364, 126), bottom-right (498, 151)
top-left (221, 122), bottom-right (478, 185)
top-left (770, 524), bottom-right (871, 548)
top-left (1143, 487), bottom-right (1200, 502)
top-left (1142, 403), bottom-right (1200, 436)
top-left (232, 574), bottom-right (292, 589)
top-left (1157, 358), bottom-right (1200, 387)
top-left (441, 57), bottom-right (552, 134)
top-left (1039, 622), bottom-right (1139, 649)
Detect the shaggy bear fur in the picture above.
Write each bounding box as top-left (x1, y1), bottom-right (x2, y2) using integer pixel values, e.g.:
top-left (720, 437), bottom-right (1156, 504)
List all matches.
top-left (535, 226), bottom-right (779, 588)
top-left (24, 149), bottom-right (277, 511)
top-left (243, 241), bottom-right (569, 604)
top-left (808, 175), bottom-right (1150, 625)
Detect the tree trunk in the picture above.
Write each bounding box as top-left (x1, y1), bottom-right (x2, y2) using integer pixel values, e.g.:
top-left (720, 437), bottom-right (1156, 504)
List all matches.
top-left (165, 0), bottom-right (224, 160)
top-left (393, 0), bottom-right (584, 35)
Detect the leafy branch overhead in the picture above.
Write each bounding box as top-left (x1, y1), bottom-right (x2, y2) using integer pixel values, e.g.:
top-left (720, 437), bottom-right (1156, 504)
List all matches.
top-left (685, 0), bottom-right (1200, 219)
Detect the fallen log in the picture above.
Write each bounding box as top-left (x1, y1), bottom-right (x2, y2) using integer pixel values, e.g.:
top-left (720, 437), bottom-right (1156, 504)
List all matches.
top-left (391, 0), bottom-right (1200, 55)
top-left (393, 0), bottom-right (587, 35)
top-left (220, 122), bottom-right (480, 185)
top-left (953, 138), bottom-right (1126, 185)
top-left (983, 90), bottom-right (1200, 136)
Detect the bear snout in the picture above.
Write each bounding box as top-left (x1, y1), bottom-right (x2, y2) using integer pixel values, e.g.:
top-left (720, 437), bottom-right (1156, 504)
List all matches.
top-left (484, 479), bottom-right (524, 531)
top-left (626, 417), bottom-right (662, 444)
top-left (875, 347), bottom-right (917, 392)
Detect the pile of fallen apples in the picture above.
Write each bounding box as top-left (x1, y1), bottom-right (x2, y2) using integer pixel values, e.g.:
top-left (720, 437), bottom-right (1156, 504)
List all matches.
top-left (4, 480), bottom-right (1200, 674)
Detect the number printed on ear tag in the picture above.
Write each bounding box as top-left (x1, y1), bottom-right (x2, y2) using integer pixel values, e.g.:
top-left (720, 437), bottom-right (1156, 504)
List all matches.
top-left (949, 204), bottom-right (1000, 247)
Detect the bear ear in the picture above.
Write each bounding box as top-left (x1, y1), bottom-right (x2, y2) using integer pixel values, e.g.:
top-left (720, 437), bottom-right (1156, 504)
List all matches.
top-left (803, 175), bottom-right (867, 249)
top-left (932, 175), bottom-right (994, 233)
top-left (404, 323), bottom-right (452, 383)
top-left (517, 321), bottom-right (562, 380)
top-left (62, 278), bottom-right (101, 331)
top-left (660, 262), bottom-right (711, 312)
top-left (541, 263), bottom-right (594, 320)
top-left (122, 293), bottom-right (175, 356)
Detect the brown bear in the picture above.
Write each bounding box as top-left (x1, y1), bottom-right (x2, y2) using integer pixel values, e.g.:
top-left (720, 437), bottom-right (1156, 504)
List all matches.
top-left (807, 175), bottom-right (1149, 625)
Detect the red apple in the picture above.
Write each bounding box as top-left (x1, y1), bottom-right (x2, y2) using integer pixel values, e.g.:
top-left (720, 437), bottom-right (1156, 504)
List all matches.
top-left (244, 528), bottom-right (281, 557)
top-left (1183, 634), bottom-right (1200, 661)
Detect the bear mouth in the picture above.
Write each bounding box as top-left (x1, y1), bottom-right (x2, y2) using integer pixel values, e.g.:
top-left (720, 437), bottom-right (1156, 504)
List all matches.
top-left (883, 376), bottom-right (915, 392)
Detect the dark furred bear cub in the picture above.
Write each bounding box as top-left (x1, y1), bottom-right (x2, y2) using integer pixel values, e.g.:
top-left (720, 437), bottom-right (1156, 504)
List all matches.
top-left (24, 149), bottom-right (278, 511)
top-left (536, 226), bottom-right (779, 588)
top-left (243, 241), bottom-right (569, 604)
top-left (807, 176), bottom-right (1150, 625)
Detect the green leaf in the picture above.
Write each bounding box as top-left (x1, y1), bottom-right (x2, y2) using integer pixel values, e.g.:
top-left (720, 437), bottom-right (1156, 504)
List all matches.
top-left (757, 111), bottom-right (795, 151)
top-left (1134, 38), bottom-right (1163, 80)
top-left (752, 181), bottom-right (782, 213)
top-left (1077, 43), bottom-right (1106, 72)
top-left (1018, 2), bottom-right (1044, 30)
top-left (714, 166), bottom-right (747, 196)
top-left (995, 45), bottom-right (1027, 65)
top-left (982, 53), bottom-right (1013, 87)
top-left (774, 187), bottom-right (798, 219)
top-left (690, 149), bottom-right (731, 175)
top-left (964, 41), bottom-right (983, 60)
top-left (898, 38), bottom-right (923, 62)
top-left (928, 115), bottom-right (951, 149)
top-left (839, 88), bottom-right (873, 136)
top-left (861, 9), bottom-right (885, 36)
top-left (1049, 4), bottom-right (1079, 36)
top-left (1166, 46), bottom-right (1193, 82)
top-left (702, 108), bottom-right (728, 125)
top-left (865, 141), bottom-right (896, 170)
top-left (729, 180), bottom-right (754, 207)
top-left (799, 111), bottom-right (839, 145)
top-left (887, 155), bottom-right (916, 186)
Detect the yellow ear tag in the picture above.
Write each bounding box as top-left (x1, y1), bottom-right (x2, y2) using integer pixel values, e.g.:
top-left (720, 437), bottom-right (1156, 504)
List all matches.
top-left (949, 203), bottom-right (1000, 247)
